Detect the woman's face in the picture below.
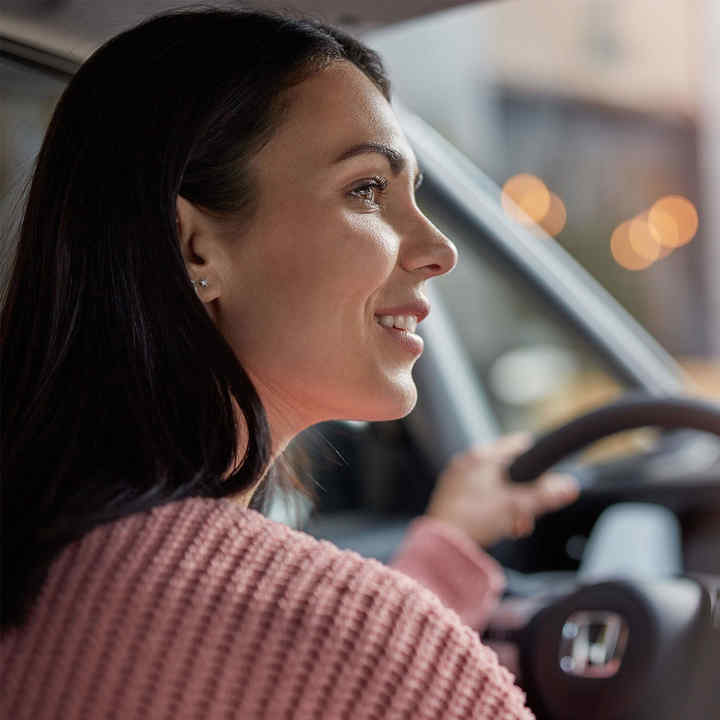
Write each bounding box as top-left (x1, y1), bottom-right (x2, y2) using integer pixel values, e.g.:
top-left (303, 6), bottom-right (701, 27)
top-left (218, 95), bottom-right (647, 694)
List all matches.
top-left (209, 61), bottom-right (457, 437)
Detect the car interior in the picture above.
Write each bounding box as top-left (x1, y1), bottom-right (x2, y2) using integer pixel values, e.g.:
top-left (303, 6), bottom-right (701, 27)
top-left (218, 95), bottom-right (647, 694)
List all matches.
top-left (1, 1), bottom-right (719, 718)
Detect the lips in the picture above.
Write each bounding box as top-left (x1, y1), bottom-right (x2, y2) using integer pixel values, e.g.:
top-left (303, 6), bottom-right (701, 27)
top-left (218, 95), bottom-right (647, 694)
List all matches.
top-left (376, 321), bottom-right (424, 355)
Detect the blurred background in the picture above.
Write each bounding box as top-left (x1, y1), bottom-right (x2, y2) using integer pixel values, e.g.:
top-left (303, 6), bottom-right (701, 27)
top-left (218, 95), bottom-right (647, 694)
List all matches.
top-left (366, 0), bottom-right (719, 422)
top-left (2, 0), bottom-right (719, 441)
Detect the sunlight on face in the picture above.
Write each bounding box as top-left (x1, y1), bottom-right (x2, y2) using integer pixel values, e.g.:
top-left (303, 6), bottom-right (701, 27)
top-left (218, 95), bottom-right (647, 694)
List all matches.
top-left (216, 61), bottom-right (457, 436)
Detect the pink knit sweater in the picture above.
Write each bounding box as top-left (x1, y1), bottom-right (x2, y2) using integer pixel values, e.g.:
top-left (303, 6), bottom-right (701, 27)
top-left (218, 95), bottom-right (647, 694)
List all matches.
top-left (1, 497), bottom-right (534, 719)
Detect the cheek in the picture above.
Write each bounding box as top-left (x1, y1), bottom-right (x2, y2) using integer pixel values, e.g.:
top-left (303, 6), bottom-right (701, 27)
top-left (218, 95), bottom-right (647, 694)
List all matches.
top-left (322, 213), bottom-right (399, 293)
top-left (260, 212), bottom-right (398, 308)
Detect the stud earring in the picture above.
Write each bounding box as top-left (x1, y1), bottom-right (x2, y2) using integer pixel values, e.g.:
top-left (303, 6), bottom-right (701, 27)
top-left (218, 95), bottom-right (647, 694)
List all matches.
top-left (191, 278), bottom-right (209, 289)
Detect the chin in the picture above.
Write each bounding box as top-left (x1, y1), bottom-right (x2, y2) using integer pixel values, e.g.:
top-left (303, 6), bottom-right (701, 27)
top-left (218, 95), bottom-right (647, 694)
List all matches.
top-left (353, 380), bottom-right (418, 422)
top-left (391, 385), bottom-right (418, 418)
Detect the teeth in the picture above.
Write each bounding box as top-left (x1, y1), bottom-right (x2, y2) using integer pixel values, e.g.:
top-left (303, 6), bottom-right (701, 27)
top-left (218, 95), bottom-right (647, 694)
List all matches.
top-left (376, 314), bottom-right (418, 333)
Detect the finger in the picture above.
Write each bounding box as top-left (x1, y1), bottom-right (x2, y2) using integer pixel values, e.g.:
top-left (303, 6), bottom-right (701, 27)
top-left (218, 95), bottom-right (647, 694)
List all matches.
top-left (470, 432), bottom-right (533, 456)
top-left (506, 491), bottom-right (537, 538)
top-left (511, 511), bottom-right (535, 538)
top-left (533, 473), bottom-right (581, 514)
top-left (504, 474), bottom-right (578, 541)
top-left (494, 432), bottom-right (534, 454)
top-left (483, 433), bottom-right (535, 466)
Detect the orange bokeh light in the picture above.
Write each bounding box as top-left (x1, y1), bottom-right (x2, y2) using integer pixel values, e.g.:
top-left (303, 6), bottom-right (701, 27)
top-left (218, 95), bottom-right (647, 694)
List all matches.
top-left (648, 195), bottom-right (698, 247)
top-left (629, 213), bottom-right (661, 262)
top-left (502, 173), bottom-right (551, 225)
top-left (611, 195), bottom-right (697, 271)
top-left (647, 205), bottom-right (679, 248)
top-left (538, 192), bottom-right (567, 236)
top-left (611, 220), bottom-right (655, 271)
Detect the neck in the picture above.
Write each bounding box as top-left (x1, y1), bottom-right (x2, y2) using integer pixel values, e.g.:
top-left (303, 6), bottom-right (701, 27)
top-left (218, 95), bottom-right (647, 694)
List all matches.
top-left (229, 377), bottom-right (306, 509)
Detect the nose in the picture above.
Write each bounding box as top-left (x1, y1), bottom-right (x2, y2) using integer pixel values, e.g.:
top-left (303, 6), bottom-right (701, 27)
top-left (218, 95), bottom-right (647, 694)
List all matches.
top-left (401, 210), bottom-right (458, 279)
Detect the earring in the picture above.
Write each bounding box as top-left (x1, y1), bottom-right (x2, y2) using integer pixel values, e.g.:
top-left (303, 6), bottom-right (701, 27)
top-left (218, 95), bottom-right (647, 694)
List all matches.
top-left (191, 278), bottom-right (209, 289)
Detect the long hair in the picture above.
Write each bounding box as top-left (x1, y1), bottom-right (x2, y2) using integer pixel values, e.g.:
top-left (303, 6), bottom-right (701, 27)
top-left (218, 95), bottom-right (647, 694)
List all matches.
top-left (1, 7), bottom-right (390, 630)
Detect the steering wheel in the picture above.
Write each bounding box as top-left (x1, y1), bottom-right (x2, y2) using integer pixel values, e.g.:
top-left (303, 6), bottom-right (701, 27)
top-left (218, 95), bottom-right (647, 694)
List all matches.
top-left (507, 392), bottom-right (720, 486)
top-left (498, 393), bottom-right (720, 720)
top-left (307, 394), bottom-right (720, 718)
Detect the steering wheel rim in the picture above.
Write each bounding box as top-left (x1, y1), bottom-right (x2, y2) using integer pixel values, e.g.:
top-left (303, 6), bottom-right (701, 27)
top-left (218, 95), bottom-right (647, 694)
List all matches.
top-left (499, 393), bottom-right (720, 720)
top-left (507, 393), bottom-right (720, 486)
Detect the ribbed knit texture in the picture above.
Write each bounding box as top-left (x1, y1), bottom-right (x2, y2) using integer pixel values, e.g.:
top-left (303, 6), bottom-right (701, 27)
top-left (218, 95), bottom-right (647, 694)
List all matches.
top-left (1, 497), bottom-right (534, 719)
top-left (389, 515), bottom-right (507, 632)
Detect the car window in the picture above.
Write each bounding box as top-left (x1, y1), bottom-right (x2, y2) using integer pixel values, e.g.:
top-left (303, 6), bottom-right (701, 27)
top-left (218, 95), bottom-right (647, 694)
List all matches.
top-left (422, 191), bottom-right (626, 436)
top-left (367, 0), bottom-right (719, 410)
top-left (0, 58), bottom-right (65, 273)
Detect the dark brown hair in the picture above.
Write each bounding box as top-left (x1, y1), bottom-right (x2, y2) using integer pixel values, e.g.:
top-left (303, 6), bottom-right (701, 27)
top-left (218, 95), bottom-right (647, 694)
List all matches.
top-left (1, 7), bottom-right (390, 630)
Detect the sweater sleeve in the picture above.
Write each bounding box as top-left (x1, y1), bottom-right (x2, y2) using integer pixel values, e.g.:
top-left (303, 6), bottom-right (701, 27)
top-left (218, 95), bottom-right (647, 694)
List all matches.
top-left (235, 520), bottom-right (535, 720)
top-left (389, 515), bottom-right (506, 632)
top-left (309, 568), bottom-right (535, 720)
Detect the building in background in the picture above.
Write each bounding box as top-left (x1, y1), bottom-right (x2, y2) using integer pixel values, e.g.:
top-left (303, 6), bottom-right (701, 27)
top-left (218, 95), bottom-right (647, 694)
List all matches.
top-left (369, 0), bottom-right (718, 364)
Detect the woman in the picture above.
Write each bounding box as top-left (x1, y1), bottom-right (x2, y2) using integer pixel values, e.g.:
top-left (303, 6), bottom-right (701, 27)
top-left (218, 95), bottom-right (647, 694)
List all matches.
top-left (0, 8), bottom-right (578, 718)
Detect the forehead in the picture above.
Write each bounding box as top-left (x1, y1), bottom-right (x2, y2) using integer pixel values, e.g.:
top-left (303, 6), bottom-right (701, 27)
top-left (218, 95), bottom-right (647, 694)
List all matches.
top-left (259, 61), bottom-right (417, 177)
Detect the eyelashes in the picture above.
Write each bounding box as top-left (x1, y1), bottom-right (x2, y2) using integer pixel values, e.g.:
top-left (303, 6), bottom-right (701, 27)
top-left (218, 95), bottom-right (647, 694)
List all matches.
top-left (348, 175), bottom-right (389, 208)
top-left (347, 172), bottom-right (424, 210)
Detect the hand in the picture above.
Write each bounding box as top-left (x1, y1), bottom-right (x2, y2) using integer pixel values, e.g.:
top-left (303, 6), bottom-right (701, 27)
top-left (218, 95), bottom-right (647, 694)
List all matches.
top-left (425, 433), bottom-right (580, 547)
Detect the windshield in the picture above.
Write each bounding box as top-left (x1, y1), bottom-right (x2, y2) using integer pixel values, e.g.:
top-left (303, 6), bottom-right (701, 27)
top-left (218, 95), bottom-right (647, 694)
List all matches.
top-left (366, 0), bottom-right (719, 443)
top-left (421, 186), bottom-right (628, 436)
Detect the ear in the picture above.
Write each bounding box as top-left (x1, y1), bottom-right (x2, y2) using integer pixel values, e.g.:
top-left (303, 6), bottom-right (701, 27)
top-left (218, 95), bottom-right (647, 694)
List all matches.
top-left (176, 195), bottom-right (222, 302)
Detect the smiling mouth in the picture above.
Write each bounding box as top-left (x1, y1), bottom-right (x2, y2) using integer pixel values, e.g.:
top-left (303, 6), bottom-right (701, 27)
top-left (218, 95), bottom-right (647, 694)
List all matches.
top-left (374, 314), bottom-right (419, 333)
top-left (374, 314), bottom-right (424, 356)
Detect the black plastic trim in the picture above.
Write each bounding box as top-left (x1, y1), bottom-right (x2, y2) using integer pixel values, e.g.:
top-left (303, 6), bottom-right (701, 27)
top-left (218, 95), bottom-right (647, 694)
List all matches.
top-left (0, 35), bottom-right (78, 79)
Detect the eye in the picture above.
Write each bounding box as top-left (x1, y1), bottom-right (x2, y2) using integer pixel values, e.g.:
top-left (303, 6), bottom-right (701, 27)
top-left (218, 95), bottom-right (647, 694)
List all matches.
top-left (348, 176), bottom-right (389, 208)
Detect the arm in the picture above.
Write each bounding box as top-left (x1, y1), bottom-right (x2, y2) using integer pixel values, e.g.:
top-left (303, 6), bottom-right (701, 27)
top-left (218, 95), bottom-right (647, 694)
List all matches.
top-left (253, 533), bottom-right (536, 720)
top-left (329, 576), bottom-right (536, 720)
top-left (388, 515), bottom-right (506, 632)
top-left (389, 434), bottom-right (579, 633)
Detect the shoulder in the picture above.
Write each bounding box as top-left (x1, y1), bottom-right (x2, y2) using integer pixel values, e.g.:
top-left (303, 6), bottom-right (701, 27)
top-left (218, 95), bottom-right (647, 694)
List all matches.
top-left (59, 495), bottom-right (437, 629)
top-left (144, 498), bottom-right (532, 720)
top-left (32, 497), bottom-right (533, 719)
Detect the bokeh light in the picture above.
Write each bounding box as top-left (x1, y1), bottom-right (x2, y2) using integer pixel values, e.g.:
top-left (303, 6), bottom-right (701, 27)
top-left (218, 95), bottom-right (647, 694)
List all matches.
top-left (648, 195), bottom-right (698, 247)
top-left (656, 242), bottom-right (674, 260)
top-left (611, 195), bottom-right (697, 271)
top-left (611, 220), bottom-right (655, 271)
top-left (538, 192), bottom-right (567, 236)
top-left (628, 214), bottom-right (661, 262)
top-left (647, 204), bottom-right (680, 248)
top-left (502, 173), bottom-right (551, 225)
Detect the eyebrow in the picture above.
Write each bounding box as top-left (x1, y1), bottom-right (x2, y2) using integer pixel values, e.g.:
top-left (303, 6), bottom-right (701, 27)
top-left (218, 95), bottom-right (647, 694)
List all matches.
top-left (334, 142), bottom-right (424, 188)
